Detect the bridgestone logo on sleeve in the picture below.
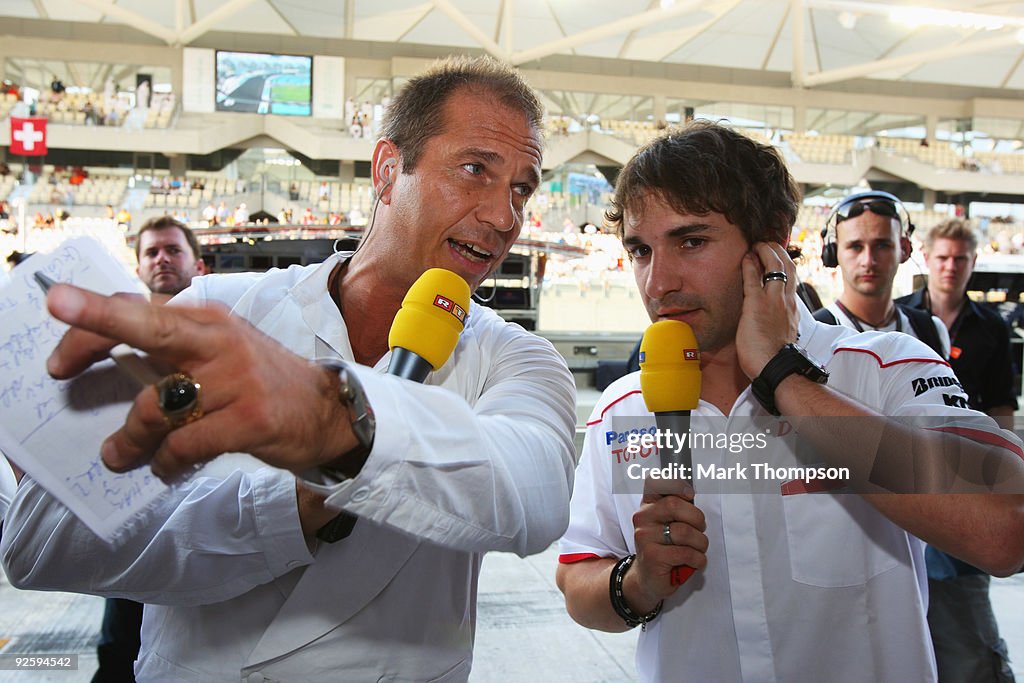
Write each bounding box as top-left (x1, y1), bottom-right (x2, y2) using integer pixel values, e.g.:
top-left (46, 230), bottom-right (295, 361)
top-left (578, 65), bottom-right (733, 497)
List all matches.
top-left (911, 376), bottom-right (964, 396)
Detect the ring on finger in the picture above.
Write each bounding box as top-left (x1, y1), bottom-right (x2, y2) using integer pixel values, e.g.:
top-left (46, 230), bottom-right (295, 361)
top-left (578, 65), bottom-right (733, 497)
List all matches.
top-left (663, 522), bottom-right (674, 545)
top-left (155, 372), bottom-right (203, 429)
top-left (762, 270), bottom-right (788, 285)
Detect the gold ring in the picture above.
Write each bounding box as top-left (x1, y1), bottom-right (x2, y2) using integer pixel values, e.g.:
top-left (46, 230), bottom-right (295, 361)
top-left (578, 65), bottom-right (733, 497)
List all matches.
top-left (155, 372), bottom-right (202, 428)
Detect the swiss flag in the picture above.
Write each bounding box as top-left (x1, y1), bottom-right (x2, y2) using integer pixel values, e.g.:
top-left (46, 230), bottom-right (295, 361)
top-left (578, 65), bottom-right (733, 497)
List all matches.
top-left (10, 117), bottom-right (47, 156)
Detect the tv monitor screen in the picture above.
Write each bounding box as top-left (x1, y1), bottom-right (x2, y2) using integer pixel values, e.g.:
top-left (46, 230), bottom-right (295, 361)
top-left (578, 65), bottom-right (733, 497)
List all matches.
top-left (215, 51), bottom-right (312, 116)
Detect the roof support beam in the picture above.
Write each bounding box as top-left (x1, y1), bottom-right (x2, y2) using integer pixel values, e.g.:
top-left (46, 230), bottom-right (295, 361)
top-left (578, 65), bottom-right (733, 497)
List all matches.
top-left (177, 0), bottom-right (260, 45)
top-left (791, 0), bottom-right (805, 87)
top-left (76, 0), bottom-right (177, 44)
top-left (653, 0), bottom-right (742, 62)
top-left (804, 32), bottom-right (1024, 87)
top-left (502, 0), bottom-right (514, 54)
top-left (511, 0), bottom-right (706, 66)
top-left (805, 0), bottom-right (1024, 29)
top-left (431, 0), bottom-right (508, 61)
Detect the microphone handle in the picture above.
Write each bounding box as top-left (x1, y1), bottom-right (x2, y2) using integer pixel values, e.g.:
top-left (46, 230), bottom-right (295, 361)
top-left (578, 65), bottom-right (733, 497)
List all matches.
top-left (389, 347), bottom-right (433, 383)
top-left (655, 411), bottom-right (692, 472)
top-left (654, 409), bottom-right (696, 586)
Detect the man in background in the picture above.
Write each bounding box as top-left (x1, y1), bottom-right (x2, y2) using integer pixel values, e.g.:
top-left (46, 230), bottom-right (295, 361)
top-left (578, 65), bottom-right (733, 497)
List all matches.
top-left (814, 190), bottom-right (948, 359)
top-left (94, 216), bottom-right (206, 682)
top-left (134, 216), bottom-right (207, 303)
top-left (899, 218), bottom-right (1019, 682)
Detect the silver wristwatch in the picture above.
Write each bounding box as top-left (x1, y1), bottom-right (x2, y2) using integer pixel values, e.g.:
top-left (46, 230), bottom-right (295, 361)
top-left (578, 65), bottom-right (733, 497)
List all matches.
top-left (315, 359), bottom-right (376, 482)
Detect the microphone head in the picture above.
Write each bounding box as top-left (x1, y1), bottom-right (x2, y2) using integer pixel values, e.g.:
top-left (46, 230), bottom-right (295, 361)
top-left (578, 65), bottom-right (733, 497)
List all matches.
top-left (639, 320), bottom-right (701, 413)
top-left (388, 268), bottom-right (471, 371)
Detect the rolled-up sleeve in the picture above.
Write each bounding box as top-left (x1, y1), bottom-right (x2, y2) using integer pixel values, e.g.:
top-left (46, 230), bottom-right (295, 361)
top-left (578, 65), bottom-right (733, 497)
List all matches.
top-left (324, 325), bottom-right (576, 557)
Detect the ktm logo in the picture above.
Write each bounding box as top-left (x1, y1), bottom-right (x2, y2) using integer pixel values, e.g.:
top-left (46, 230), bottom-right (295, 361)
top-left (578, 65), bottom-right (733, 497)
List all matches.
top-left (911, 375), bottom-right (963, 396)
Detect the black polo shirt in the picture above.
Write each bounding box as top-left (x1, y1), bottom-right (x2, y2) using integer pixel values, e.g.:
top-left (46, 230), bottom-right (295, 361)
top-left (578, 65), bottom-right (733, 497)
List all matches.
top-left (898, 287), bottom-right (1019, 413)
top-left (900, 287), bottom-right (1020, 579)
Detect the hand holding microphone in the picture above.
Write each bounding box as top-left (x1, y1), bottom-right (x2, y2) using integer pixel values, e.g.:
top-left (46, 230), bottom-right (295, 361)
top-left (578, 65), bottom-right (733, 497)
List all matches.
top-left (317, 268), bottom-right (470, 541)
top-left (639, 320), bottom-right (703, 587)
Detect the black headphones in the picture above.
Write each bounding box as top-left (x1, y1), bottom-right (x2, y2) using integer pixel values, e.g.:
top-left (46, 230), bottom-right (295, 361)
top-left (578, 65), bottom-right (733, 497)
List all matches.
top-left (820, 190), bottom-right (915, 268)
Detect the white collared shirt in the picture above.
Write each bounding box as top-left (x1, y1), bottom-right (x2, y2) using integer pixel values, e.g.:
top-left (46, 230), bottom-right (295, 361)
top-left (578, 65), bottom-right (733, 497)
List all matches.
top-left (560, 306), bottom-right (1019, 682)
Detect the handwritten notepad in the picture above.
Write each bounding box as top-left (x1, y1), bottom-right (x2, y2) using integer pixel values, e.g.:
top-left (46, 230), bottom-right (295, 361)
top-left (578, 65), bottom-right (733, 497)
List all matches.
top-left (0, 237), bottom-right (169, 545)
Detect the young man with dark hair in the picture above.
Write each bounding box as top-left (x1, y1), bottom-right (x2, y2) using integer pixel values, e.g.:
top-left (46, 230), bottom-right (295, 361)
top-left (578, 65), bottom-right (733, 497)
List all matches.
top-left (3, 56), bottom-right (574, 682)
top-left (557, 121), bottom-right (1024, 682)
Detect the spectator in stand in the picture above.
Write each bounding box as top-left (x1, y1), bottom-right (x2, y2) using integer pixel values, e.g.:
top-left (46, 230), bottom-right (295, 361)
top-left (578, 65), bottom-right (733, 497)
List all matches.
top-left (300, 207), bottom-right (316, 225)
top-left (289, 183), bottom-right (299, 201)
top-left (103, 77), bottom-right (116, 111)
top-left (135, 79), bottom-right (151, 110)
top-left (318, 181), bottom-right (331, 201)
top-left (116, 207), bottom-right (132, 230)
top-left (233, 203), bottom-right (249, 225)
top-left (50, 75), bottom-right (65, 96)
top-left (202, 203), bottom-right (217, 226)
top-left (216, 201), bottom-right (228, 225)
top-left (105, 204), bottom-right (115, 220)
top-left (83, 100), bottom-right (98, 125)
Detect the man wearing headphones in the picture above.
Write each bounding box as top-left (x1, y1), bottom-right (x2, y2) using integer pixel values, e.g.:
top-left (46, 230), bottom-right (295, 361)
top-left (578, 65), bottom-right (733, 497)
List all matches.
top-left (814, 190), bottom-right (949, 359)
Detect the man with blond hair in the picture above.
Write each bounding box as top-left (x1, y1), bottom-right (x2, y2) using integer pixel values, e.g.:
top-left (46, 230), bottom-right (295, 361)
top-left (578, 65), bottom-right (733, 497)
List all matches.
top-left (899, 218), bottom-right (1018, 682)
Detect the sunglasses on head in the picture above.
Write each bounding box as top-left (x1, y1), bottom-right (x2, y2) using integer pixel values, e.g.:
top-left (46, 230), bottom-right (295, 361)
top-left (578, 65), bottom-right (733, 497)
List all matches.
top-left (835, 199), bottom-right (900, 223)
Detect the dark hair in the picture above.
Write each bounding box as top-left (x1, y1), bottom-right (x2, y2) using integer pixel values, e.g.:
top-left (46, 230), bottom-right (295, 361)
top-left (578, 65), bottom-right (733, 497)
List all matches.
top-left (924, 218), bottom-right (978, 254)
top-left (135, 216), bottom-right (201, 260)
top-left (380, 55), bottom-right (544, 172)
top-left (605, 120), bottom-right (801, 244)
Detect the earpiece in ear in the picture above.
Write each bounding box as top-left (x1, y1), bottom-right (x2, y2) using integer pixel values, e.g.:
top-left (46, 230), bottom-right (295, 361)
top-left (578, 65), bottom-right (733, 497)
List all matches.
top-left (381, 158), bottom-right (397, 186)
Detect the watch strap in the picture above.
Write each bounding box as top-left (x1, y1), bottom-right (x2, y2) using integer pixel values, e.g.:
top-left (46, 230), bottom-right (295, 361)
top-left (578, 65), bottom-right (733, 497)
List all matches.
top-left (314, 360), bottom-right (376, 482)
top-left (751, 344), bottom-right (828, 416)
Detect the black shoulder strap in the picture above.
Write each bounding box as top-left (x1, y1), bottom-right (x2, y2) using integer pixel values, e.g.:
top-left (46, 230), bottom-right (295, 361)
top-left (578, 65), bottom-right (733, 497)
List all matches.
top-left (897, 304), bottom-right (944, 357)
top-left (813, 308), bottom-right (839, 325)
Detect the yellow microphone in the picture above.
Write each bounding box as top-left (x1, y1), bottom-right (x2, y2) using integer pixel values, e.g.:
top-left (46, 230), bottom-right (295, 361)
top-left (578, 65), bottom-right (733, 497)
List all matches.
top-left (388, 268), bottom-right (471, 382)
top-left (638, 319), bottom-right (701, 586)
top-left (639, 320), bottom-right (701, 415)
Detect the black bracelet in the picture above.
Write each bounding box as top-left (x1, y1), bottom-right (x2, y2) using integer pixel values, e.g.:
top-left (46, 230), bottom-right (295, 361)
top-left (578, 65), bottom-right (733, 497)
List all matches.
top-left (609, 554), bottom-right (663, 631)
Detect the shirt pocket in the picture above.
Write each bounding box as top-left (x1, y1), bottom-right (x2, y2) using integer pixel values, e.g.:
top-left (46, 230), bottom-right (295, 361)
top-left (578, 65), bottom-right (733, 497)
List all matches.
top-left (782, 491), bottom-right (903, 587)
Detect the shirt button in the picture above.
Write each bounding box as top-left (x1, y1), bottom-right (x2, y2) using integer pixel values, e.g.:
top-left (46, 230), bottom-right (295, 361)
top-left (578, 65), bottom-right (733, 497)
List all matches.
top-left (351, 487), bottom-right (371, 503)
